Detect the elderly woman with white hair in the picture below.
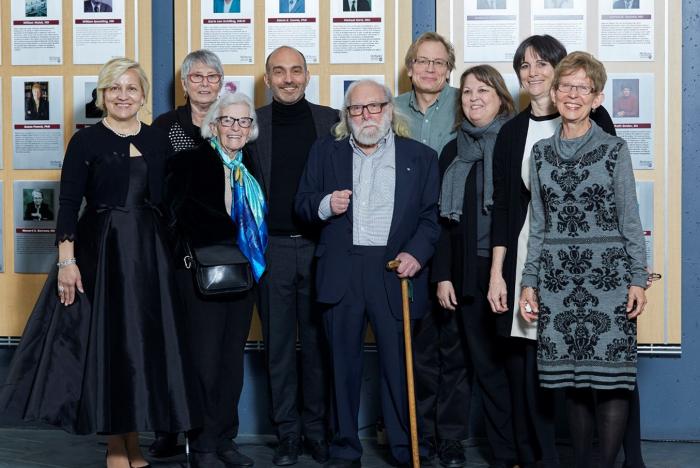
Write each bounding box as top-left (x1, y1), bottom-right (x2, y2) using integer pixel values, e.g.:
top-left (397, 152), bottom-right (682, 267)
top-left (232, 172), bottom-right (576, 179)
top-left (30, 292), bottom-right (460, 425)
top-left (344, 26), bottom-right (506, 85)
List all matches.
top-left (165, 91), bottom-right (267, 468)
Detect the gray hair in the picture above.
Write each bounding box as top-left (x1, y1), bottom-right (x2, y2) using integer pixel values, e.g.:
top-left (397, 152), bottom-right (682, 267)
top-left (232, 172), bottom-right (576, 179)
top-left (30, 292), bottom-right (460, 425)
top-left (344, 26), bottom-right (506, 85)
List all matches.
top-left (181, 49), bottom-right (224, 83)
top-left (201, 92), bottom-right (258, 142)
top-left (333, 79), bottom-right (411, 140)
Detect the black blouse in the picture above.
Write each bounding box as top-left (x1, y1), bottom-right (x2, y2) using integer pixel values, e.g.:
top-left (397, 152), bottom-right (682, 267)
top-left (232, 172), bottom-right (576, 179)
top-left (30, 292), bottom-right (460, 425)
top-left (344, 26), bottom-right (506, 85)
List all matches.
top-left (56, 122), bottom-right (171, 244)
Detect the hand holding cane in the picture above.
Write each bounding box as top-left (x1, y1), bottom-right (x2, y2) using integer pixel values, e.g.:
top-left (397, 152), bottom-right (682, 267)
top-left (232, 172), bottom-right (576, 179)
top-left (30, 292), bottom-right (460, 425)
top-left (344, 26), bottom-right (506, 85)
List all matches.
top-left (386, 259), bottom-right (420, 468)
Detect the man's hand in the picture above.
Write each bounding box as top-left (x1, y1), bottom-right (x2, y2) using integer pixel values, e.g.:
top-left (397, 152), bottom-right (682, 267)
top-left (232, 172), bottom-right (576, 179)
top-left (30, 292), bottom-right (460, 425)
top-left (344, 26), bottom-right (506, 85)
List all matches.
top-left (394, 252), bottom-right (421, 278)
top-left (330, 190), bottom-right (352, 215)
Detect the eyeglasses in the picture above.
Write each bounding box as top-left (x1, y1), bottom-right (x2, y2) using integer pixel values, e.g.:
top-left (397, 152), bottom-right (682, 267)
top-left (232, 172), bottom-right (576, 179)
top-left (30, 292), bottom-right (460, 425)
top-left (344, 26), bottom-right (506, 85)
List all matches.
top-left (188, 73), bottom-right (222, 84)
top-left (556, 83), bottom-right (595, 95)
top-left (412, 57), bottom-right (449, 70)
top-left (217, 116), bottom-right (253, 128)
top-left (346, 101), bottom-right (390, 117)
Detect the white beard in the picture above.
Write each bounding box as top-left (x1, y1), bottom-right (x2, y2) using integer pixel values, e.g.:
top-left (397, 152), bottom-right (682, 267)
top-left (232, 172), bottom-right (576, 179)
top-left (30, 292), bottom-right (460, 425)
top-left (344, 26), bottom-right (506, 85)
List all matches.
top-left (350, 111), bottom-right (392, 146)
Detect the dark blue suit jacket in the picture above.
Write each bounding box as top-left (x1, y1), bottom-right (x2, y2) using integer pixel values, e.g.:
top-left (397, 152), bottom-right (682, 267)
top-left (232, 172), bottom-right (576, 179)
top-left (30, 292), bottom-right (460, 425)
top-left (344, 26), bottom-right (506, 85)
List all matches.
top-left (295, 134), bottom-right (440, 320)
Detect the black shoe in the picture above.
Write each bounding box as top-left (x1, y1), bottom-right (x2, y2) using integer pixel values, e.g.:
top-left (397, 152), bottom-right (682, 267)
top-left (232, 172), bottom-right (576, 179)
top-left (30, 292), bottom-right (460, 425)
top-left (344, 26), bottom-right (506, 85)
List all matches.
top-left (304, 438), bottom-right (330, 463)
top-left (323, 458), bottom-right (361, 468)
top-left (273, 437), bottom-right (302, 466)
top-left (218, 445), bottom-right (255, 467)
top-left (148, 432), bottom-right (179, 458)
top-left (190, 451), bottom-right (226, 468)
top-left (437, 440), bottom-right (465, 468)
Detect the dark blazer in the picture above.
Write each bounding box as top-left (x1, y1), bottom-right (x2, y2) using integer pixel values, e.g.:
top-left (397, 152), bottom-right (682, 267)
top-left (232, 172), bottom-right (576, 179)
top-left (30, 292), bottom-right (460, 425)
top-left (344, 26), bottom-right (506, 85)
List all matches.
top-left (295, 134), bottom-right (440, 320)
top-left (84, 0), bottom-right (112, 12)
top-left (164, 142), bottom-right (258, 250)
top-left (490, 105), bottom-right (616, 337)
top-left (26, 98), bottom-right (49, 120)
top-left (247, 100), bottom-right (339, 199)
top-left (24, 203), bottom-right (54, 221)
top-left (343, 0), bottom-right (371, 11)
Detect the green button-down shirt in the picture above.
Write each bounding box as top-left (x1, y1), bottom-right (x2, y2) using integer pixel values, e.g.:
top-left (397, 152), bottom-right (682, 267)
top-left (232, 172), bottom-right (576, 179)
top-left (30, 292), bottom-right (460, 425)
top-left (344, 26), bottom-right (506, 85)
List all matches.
top-left (395, 85), bottom-right (458, 157)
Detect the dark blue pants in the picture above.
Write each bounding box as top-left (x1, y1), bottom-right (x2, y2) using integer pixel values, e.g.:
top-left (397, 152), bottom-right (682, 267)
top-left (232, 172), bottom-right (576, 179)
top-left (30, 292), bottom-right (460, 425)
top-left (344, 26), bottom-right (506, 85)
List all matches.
top-left (323, 246), bottom-right (424, 464)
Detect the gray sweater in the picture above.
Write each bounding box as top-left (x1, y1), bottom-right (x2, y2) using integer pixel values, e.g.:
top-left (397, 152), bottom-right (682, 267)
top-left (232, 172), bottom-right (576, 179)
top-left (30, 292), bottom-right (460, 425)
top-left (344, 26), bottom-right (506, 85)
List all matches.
top-left (521, 120), bottom-right (647, 289)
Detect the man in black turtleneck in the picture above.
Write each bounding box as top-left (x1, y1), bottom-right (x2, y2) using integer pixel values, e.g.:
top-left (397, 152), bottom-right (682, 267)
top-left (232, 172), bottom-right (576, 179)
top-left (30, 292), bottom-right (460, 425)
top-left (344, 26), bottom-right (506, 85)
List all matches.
top-left (248, 46), bottom-right (338, 467)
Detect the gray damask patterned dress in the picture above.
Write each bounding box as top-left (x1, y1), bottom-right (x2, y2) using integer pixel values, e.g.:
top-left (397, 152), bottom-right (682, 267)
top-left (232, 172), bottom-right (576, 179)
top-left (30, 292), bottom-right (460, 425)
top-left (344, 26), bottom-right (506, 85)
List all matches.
top-left (521, 121), bottom-right (647, 390)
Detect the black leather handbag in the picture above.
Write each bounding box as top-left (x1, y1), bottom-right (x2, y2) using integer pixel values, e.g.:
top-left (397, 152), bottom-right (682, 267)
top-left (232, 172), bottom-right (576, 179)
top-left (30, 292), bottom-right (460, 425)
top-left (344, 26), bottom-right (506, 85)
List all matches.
top-left (184, 242), bottom-right (253, 295)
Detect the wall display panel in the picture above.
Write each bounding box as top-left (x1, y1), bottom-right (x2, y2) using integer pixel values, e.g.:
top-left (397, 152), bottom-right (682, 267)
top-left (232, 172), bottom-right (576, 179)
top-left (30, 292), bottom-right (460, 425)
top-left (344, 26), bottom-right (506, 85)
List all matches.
top-left (330, 0), bottom-right (386, 64)
top-left (174, 0), bottom-right (413, 340)
top-left (437, 0), bottom-right (682, 347)
top-left (530, 0), bottom-right (587, 52)
top-left (201, 0), bottom-right (255, 64)
top-left (265, 0), bottom-right (320, 64)
top-left (11, 76), bottom-right (64, 169)
top-left (72, 0), bottom-right (126, 64)
top-left (219, 75), bottom-right (256, 100)
top-left (0, 0), bottom-right (154, 336)
top-left (11, 0), bottom-right (63, 65)
top-left (463, 0), bottom-right (520, 62)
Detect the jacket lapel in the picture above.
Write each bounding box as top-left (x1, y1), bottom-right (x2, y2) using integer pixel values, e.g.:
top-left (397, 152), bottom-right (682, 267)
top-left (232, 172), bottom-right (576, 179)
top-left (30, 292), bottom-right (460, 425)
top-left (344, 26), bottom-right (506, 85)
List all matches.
top-left (388, 138), bottom-right (413, 242)
top-left (257, 106), bottom-right (273, 197)
top-left (332, 139), bottom-right (354, 223)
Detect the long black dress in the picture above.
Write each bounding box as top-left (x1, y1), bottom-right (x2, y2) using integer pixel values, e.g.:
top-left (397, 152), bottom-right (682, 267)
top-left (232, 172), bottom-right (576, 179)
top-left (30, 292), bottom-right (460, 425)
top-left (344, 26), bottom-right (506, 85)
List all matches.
top-left (0, 123), bottom-right (199, 435)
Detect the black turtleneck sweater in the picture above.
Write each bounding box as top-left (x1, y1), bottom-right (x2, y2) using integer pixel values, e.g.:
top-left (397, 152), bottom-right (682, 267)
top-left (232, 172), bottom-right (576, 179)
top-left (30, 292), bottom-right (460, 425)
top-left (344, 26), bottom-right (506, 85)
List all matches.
top-left (269, 98), bottom-right (317, 235)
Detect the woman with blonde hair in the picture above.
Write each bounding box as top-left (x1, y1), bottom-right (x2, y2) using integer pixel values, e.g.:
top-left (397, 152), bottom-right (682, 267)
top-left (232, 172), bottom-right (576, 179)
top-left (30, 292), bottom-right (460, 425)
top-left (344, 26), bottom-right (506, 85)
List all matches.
top-left (0, 58), bottom-right (199, 468)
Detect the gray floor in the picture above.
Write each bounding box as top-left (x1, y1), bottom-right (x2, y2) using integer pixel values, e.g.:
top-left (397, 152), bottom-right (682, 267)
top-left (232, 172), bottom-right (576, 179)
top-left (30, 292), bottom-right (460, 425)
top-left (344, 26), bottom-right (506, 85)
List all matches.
top-left (0, 428), bottom-right (699, 468)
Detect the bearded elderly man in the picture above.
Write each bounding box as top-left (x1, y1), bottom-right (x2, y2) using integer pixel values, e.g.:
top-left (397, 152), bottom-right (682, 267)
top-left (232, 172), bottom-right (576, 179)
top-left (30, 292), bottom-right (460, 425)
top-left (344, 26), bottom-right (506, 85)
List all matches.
top-left (295, 79), bottom-right (440, 468)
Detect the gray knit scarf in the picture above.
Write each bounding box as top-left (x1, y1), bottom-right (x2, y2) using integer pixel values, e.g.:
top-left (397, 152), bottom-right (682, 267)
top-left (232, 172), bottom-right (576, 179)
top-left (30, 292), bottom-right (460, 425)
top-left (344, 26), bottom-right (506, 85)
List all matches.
top-left (439, 113), bottom-right (511, 221)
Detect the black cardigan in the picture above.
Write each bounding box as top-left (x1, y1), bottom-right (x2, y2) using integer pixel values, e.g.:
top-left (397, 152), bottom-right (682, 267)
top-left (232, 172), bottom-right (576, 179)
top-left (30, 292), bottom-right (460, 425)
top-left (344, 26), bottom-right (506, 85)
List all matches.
top-left (56, 122), bottom-right (170, 244)
top-left (164, 142), bottom-right (261, 252)
top-left (430, 138), bottom-right (482, 298)
top-left (490, 105), bottom-right (616, 337)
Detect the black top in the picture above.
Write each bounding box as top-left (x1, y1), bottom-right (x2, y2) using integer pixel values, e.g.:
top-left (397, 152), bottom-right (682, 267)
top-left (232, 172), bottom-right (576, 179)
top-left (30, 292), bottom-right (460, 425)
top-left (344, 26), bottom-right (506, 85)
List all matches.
top-left (431, 138), bottom-right (485, 298)
top-left (268, 98), bottom-right (317, 235)
top-left (165, 142), bottom-right (259, 250)
top-left (152, 101), bottom-right (204, 153)
top-left (56, 122), bottom-right (170, 244)
top-left (490, 105), bottom-right (616, 337)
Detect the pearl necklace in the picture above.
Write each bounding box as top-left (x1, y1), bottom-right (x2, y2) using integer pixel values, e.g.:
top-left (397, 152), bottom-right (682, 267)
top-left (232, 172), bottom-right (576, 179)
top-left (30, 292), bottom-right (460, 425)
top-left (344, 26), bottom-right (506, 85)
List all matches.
top-left (103, 118), bottom-right (141, 137)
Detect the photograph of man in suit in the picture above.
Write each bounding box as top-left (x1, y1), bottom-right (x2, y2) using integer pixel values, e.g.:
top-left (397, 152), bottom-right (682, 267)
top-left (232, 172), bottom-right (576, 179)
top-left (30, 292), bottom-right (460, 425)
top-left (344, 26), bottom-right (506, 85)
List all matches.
top-left (279, 0), bottom-right (305, 13)
top-left (295, 79), bottom-right (440, 467)
top-left (213, 0), bottom-right (240, 13)
top-left (343, 0), bottom-right (371, 11)
top-left (613, 0), bottom-right (640, 8)
top-left (25, 82), bottom-right (49, 121)
top-left (83, 0), bottom-right (112, 12)
top-left (247, 45), bottom-right (338, 466)
top-left (23, 189), bottom-right (54, 221)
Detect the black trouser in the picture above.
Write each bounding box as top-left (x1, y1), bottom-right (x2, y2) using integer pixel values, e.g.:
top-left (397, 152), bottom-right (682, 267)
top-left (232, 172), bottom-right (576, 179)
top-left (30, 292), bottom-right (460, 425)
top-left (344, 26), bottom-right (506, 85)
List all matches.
top-left (505, 338), bottom-right (560, 468)
top-left (457, 256), bottom-right (516, 463)
top-left (324, 246), bottom-right (428, 464)
top-left (413, 302), bottom-right (472, 443)
top-left (175, 269), bottom-right (254, 453)
top-left (258, 235), bottom-right (328, 441)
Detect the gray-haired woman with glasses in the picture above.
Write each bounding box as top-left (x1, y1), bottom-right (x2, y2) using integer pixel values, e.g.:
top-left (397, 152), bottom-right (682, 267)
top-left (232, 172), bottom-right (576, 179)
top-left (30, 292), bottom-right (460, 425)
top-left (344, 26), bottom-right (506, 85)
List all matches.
top-left (164, 91), bottom-right (266, 468)
top-left (153, 49), bottom-right (224, 154)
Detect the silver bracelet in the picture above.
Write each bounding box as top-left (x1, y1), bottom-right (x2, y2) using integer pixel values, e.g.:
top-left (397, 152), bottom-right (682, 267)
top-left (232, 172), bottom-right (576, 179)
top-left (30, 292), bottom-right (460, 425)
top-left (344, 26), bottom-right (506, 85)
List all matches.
top-left (57, 258), bottom-right (77, 269)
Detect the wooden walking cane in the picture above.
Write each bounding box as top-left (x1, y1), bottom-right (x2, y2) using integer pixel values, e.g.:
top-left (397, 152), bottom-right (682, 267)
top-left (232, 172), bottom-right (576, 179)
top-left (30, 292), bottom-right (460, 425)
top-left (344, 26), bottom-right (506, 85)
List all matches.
top-left (386, 259), bottom-right (420, 468)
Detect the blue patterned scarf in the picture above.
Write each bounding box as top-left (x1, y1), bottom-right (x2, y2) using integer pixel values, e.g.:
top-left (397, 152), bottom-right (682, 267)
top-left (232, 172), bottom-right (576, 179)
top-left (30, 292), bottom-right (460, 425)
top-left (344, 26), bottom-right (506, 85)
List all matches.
top-left (210, 137), bottom-right (268, 282)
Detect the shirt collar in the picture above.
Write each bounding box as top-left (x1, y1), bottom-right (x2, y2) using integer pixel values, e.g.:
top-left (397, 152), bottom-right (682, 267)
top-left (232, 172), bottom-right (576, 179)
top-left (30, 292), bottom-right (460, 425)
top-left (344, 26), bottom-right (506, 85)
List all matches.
top-left (349, 129), bottom-right (394, 156)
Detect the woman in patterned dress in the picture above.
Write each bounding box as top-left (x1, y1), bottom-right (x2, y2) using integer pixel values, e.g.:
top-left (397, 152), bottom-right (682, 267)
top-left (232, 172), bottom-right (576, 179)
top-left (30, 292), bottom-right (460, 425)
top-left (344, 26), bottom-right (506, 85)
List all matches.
top-left (519, 52), bottom-right (647, 468)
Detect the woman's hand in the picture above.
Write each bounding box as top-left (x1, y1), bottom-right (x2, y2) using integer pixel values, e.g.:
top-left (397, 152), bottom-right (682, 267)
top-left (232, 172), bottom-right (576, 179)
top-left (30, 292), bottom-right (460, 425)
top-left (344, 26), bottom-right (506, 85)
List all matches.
top-left (488, 274), bottom-right (509, 314)
top-left (519, 287), bottom-right (539, 323)
top-left (626, 285), bottom-right (647, 319)
top-left (436, 281), bottom-right (458, 311)
top-left (57, 264), bottom-right (84, 306)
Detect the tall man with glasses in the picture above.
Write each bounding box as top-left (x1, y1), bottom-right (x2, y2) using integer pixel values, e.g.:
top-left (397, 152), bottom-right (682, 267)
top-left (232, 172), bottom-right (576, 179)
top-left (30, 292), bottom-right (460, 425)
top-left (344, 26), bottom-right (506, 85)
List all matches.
top-left (247, 45), bottom-right (338, 466)
top-left (395, 32), bottom-right (471, 468)
top-left (295, 79), bottom-right (440, 468)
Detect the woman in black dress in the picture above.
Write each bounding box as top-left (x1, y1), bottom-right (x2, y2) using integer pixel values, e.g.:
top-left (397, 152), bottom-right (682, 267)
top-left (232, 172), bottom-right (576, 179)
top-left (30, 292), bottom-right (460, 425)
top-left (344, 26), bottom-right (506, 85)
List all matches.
top-left (164, 91), bottom-right (267, 468)
top-left (432, 65), bottom-right (517, 467)
top-left (0, 58), bottom-right (199, 468)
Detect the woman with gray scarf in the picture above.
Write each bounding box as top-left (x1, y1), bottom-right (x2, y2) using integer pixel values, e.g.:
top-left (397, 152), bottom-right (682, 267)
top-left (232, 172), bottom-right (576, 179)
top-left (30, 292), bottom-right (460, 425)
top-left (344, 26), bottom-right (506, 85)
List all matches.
top-left (431, 64), bottom-right (517, 467)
